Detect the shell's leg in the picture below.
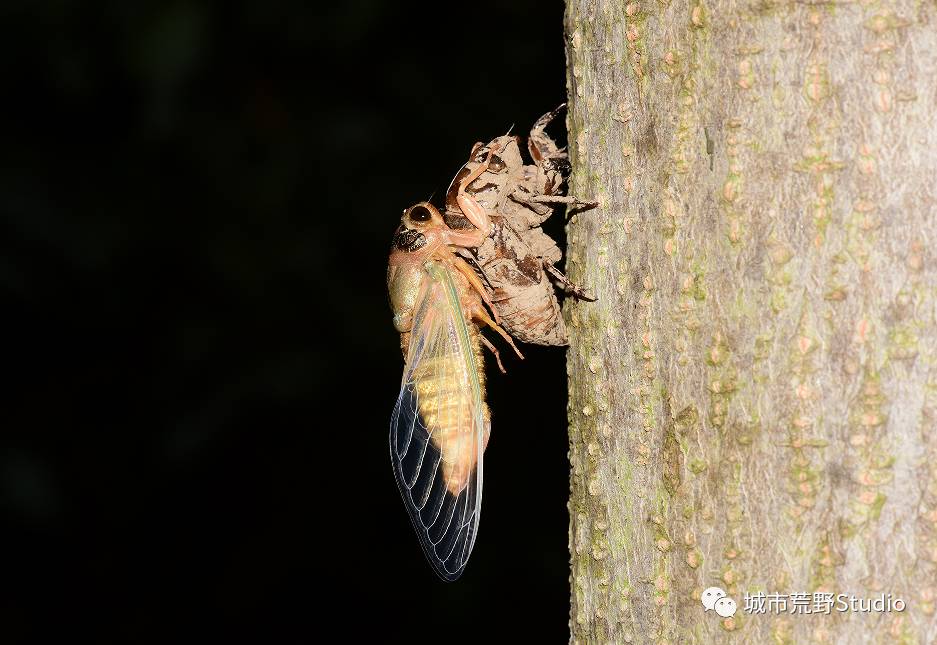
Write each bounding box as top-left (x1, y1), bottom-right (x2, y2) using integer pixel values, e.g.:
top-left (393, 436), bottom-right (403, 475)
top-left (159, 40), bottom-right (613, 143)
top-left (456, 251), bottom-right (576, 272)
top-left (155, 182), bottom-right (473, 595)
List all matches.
top-left (452, 255), bottom-right (502, 324)
top-left (543, 261), bottom-right (597, 302)
top-left (529, 194), bottom-right (599, 209)
top-left (471, 304), bottom-right (524, 361)
top-left (528, 103), bottom-right (566, 164)
top-left (478, 334), bottom-right (506, 374)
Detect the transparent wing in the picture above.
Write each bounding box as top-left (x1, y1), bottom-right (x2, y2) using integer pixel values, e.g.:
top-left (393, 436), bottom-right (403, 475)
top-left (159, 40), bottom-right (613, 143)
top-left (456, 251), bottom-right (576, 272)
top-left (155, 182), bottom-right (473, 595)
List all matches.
top-left (390, 261), bottom-right (486, 581)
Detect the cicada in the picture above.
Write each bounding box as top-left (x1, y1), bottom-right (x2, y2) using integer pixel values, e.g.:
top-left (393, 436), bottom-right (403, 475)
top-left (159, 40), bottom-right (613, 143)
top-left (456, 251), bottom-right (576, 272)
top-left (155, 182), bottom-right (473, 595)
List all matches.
top-left (442, 105), bottom-right (597, 346)
top-left (387, 148), bottom-right (522, 580)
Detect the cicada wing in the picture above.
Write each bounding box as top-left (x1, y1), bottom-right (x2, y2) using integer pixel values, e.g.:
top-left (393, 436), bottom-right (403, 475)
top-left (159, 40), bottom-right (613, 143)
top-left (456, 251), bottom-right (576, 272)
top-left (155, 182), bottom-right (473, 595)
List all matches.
top-left (390, 262), bottom-right (486, 581)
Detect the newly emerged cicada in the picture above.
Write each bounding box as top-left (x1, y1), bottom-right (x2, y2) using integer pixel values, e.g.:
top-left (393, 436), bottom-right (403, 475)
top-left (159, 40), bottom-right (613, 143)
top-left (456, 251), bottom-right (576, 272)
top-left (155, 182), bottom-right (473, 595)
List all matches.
top-left (387, 146), bottom-right (522, 580)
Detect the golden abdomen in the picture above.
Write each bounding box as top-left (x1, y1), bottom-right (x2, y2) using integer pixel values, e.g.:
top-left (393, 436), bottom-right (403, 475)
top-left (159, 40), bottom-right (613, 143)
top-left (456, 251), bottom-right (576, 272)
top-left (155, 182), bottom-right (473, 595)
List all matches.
top-left (411, 327), bottom-right (490, 494)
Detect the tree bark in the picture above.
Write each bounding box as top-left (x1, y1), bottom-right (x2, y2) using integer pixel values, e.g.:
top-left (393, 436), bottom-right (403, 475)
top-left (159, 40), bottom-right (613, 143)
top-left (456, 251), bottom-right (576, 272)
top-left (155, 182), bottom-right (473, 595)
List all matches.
top-left (564, 0), bottom-right (937, 642)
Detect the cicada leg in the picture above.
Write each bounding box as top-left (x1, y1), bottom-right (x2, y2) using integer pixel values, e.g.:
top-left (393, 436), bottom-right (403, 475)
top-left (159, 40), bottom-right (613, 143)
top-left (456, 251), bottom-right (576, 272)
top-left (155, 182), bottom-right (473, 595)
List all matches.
top-left (452, 256), bottom-right (502, 324)
top-left (543, 261), bottom-right (597, 302)
top-left (478, 334), bottom-right (506, 374)
top-left (471, 304), bottom-right (524, 361)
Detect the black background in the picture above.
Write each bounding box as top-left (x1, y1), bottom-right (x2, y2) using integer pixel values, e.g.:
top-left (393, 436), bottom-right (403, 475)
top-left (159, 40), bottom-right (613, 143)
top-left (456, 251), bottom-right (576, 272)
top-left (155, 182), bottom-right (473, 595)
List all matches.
top-left (4, 2), bottom-right (572, 642)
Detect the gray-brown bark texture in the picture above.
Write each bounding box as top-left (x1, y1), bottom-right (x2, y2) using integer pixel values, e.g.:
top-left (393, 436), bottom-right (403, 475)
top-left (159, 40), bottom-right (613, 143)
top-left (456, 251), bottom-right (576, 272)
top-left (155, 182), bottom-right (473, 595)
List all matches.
top-left (564, 0), bottom-right (937, 642)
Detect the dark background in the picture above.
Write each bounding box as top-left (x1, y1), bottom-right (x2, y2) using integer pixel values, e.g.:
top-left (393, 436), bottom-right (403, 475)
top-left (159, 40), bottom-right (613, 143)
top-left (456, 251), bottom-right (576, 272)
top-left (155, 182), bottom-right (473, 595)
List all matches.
top-left (4, 2), bottom-right (572, 642)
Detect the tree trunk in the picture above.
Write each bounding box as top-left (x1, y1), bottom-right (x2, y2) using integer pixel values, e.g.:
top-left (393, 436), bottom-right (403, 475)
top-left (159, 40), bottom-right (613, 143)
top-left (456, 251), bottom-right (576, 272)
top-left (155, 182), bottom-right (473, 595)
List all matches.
top-left (564, 0), bottom-right (937, 642)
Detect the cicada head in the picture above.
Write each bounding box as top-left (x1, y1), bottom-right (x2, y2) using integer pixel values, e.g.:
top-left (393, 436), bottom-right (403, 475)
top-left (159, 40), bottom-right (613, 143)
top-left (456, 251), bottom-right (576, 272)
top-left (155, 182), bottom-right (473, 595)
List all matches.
top-left (391, 202), bottom-right (447, 255)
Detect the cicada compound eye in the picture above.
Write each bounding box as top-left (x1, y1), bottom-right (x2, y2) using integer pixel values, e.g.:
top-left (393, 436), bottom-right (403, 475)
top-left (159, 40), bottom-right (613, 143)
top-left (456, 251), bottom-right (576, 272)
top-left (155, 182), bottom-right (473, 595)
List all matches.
top-left (408, 204), bottom-right (432, 223)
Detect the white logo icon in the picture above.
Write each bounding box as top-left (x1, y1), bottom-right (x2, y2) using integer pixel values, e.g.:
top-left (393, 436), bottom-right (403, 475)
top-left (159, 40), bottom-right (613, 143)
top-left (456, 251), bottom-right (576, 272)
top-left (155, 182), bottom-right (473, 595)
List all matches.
top-left (702, 587), bottom-right (738, 618)
top-left (701, 587), bottom-right (727, 611)
top-left (714, 596), bottom-right (738, 617)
